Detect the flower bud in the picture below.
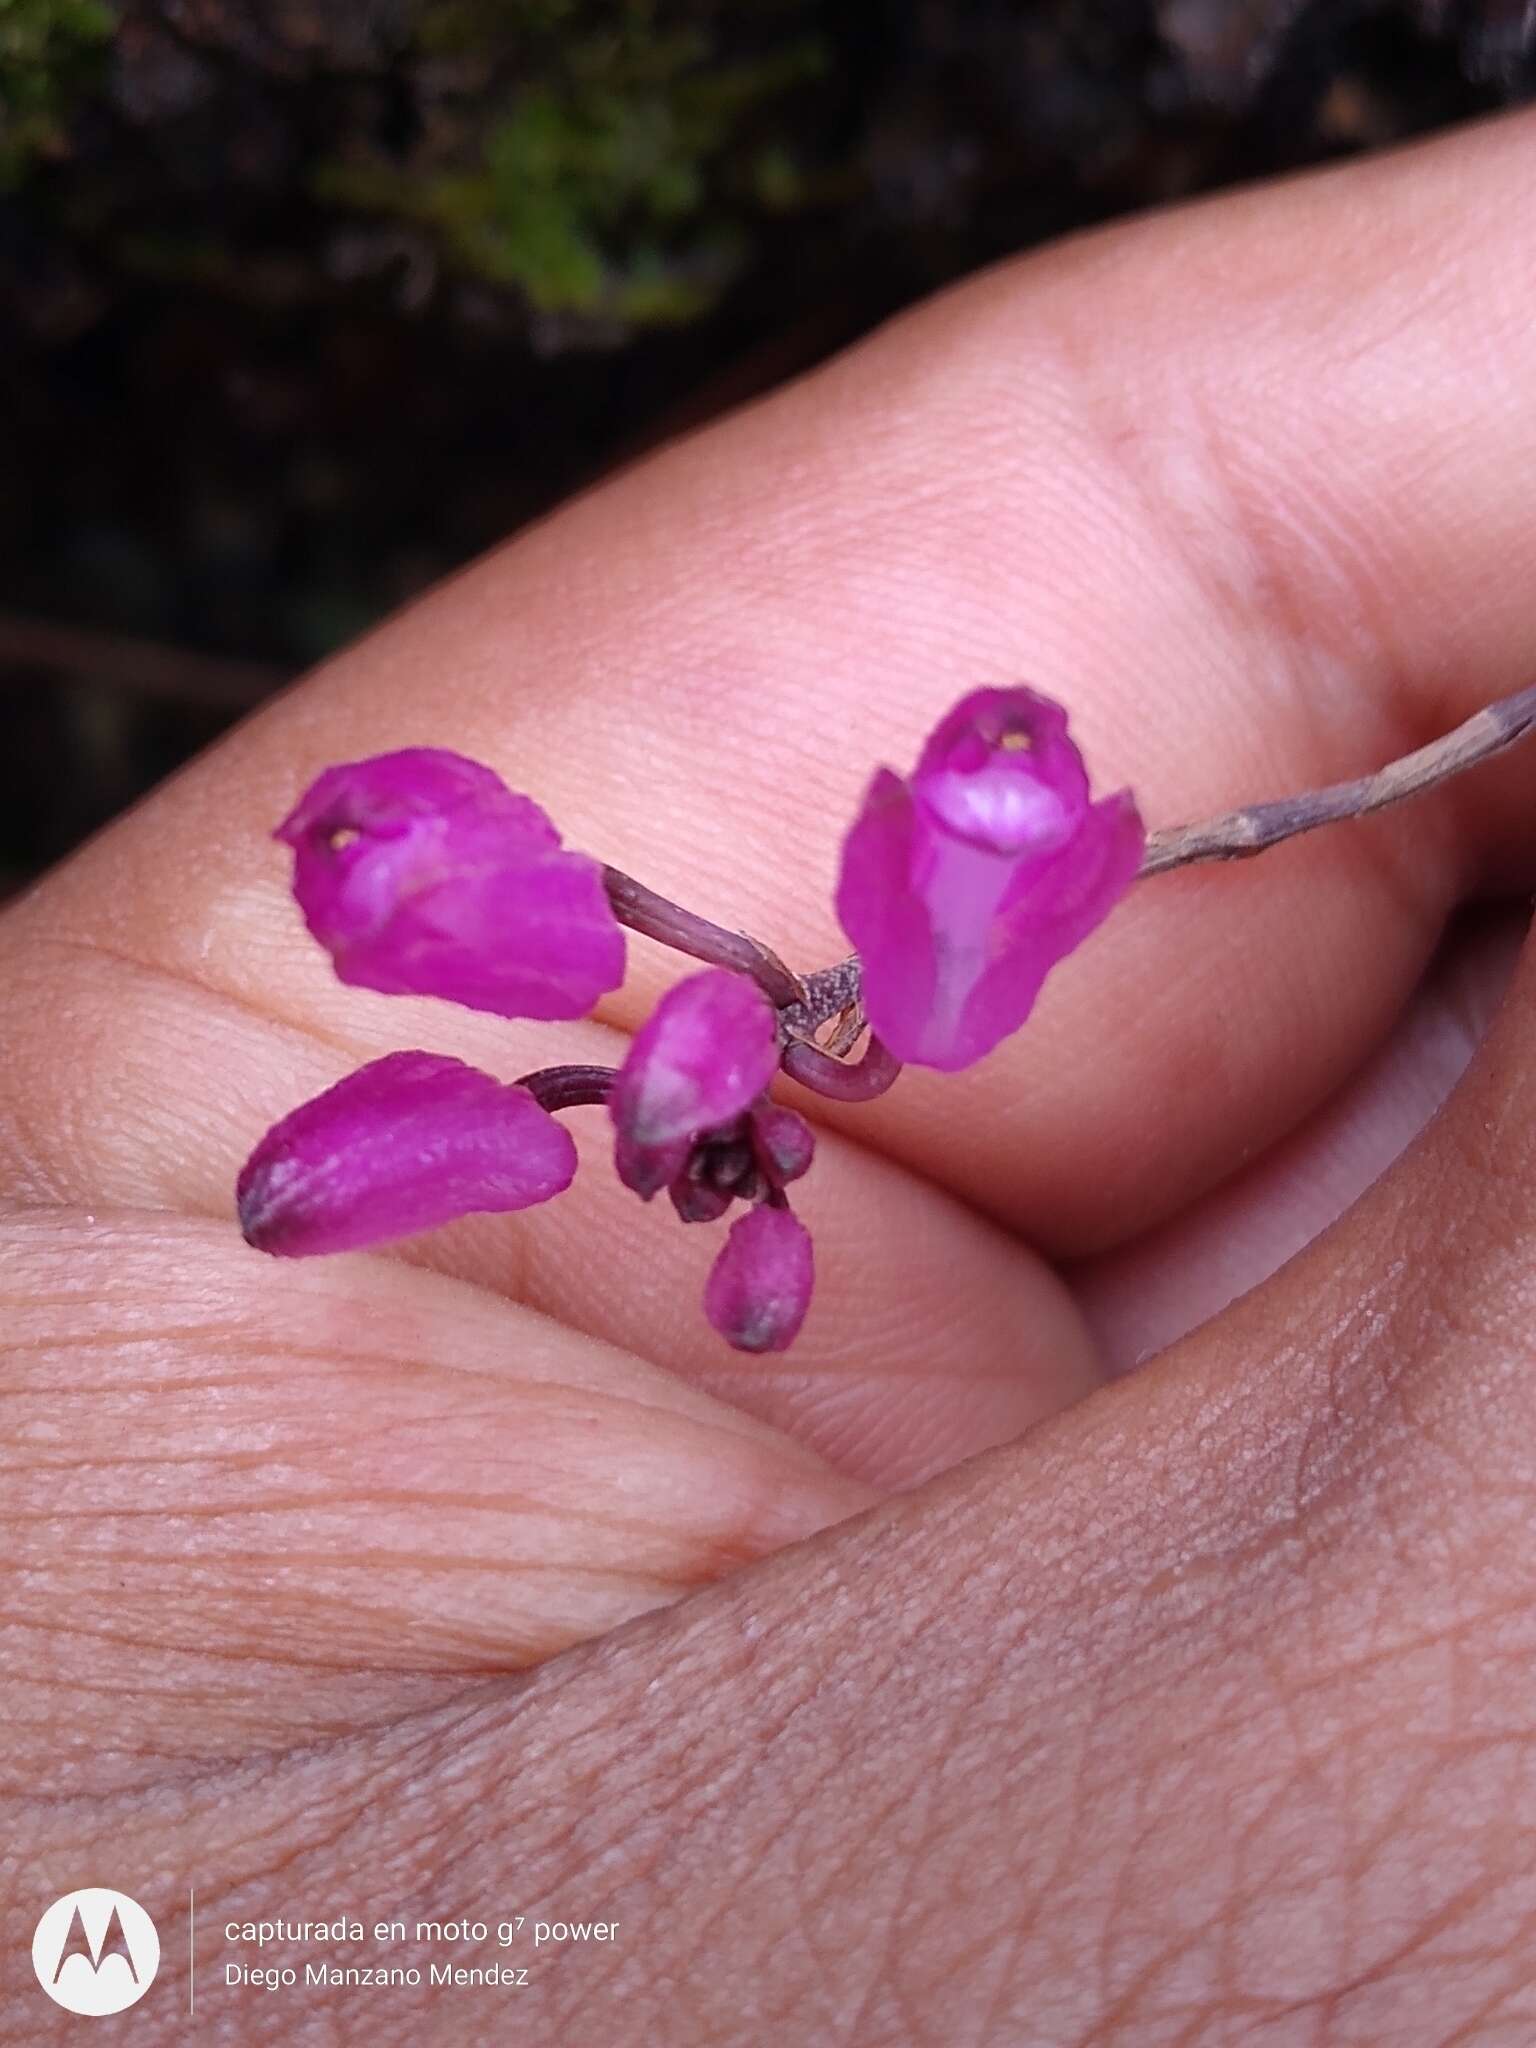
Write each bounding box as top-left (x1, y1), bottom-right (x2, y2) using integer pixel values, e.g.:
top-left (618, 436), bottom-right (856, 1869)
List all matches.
top-left (704, 1204), bottom-right (814, 1354)
top-left (238, 1051), bottom-right (576, 1255)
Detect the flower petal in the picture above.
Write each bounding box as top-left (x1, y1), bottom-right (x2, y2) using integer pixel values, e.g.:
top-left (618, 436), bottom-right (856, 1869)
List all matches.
top-left (614, 1128), bottom-right (693, 1204)
top-left (836, 689), bottom-right (1144, 1071)
top-left (238, 1051), bottom-right (577, 1256)
top-left (704, 1205), bottom-right (815, 1354)
top-left (278, 748), bottom-right (625, 1020)
top-left (750, 1104), bottom-right (815, 1188)
top-left (610, 969), bottom-right (779, 1199)
top-left (834, 768), bottom-right (938, 1061)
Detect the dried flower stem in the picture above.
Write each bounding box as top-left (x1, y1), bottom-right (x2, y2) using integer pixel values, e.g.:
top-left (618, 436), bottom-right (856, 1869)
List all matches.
top-left (1139, 682), bottom-right (1536, 878)
top-left (515, 1064), bottom-right (616, 1113)
top-left (780, 1032), bottom-right (902, 1102)
top-left (602, 866), bottom-right (805, 1007)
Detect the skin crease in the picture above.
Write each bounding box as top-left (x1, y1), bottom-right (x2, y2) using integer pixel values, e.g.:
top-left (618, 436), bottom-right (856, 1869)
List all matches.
top-left (6, 106), bottom-right (1536, 2045)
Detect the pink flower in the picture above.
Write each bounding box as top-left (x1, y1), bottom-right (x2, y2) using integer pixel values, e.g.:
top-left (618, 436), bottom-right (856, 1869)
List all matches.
top-left (835, 687), bottom-right (1144, 1071)
top-left (704, 1205), bottom-right (815, 1353)
top-left (238, 1051), bottom-right (577, 1255)
top-left (278, 749), bottom-right (625, 1020)
top-left (609, 969), bottom-right (780, 1199)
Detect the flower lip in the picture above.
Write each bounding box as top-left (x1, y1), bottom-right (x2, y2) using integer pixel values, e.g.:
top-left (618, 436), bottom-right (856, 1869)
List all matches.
top-left (915, 760), bottom-right (1075, 856)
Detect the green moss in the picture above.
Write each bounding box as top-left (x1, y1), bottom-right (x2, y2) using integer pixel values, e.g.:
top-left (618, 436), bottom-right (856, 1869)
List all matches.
top-left (0, 0), bottom-right (114, 188)
top-left (316, 2), bottom-right (825, 327)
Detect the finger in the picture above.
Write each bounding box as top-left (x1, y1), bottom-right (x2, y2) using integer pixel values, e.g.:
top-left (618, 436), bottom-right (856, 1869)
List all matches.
top-left (0, 934), bottom-right (1102, 1484)
top-left (1073, 903), bottom-right (1525, 1371)
top-left (57, 923), bottom-right (1536, 2040)
top-left (0, 1207), bottom-right (875, 1777)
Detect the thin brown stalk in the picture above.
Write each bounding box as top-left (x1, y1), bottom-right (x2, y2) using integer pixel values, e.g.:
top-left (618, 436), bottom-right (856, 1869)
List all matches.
top-left (1139, 682), bottom-right (1536, 877)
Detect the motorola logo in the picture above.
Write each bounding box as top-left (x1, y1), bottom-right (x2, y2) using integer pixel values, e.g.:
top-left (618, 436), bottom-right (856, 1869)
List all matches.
top-left (32, 1888), bottom-right (161, 2016)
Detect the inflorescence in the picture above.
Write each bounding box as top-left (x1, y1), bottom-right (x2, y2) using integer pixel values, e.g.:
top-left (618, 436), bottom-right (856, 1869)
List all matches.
top-left (237, 686), bottom-right (1141, 1352)
top-left (237, 680), bottom-right (1536, 1353)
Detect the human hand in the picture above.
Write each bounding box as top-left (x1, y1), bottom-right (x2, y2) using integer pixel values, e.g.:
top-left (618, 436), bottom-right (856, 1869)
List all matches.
top-left (5, 107), bottom-right (1536, 2045)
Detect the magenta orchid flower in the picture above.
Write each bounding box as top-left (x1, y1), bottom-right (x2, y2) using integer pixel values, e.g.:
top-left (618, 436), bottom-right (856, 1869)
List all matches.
top-left (237, 688), bottom-right (1144, 1353)
top-left (836, 687), bottom-right (1144, 1071)
top-left (279, 747), bottom-right (625, 1020)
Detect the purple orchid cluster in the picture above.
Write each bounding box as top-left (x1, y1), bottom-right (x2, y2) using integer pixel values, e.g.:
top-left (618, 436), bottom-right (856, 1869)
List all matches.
top-left (238, 687), bottom-right (1144, 1352)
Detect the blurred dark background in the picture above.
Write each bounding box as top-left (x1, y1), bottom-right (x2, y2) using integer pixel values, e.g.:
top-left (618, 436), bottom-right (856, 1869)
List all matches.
top-left (3, 0), bottom-right (1534, 889)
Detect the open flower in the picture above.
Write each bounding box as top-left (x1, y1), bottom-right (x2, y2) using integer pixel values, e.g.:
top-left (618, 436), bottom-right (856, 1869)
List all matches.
top-left (238, 1051), bottom-right (577, 1255)
top-left (835, 686), bottom-right (1144, 1071)
top-left (609, 968), bottom-right (780, 1199)
top-left (279, 748), bottom-right (625, 1020)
